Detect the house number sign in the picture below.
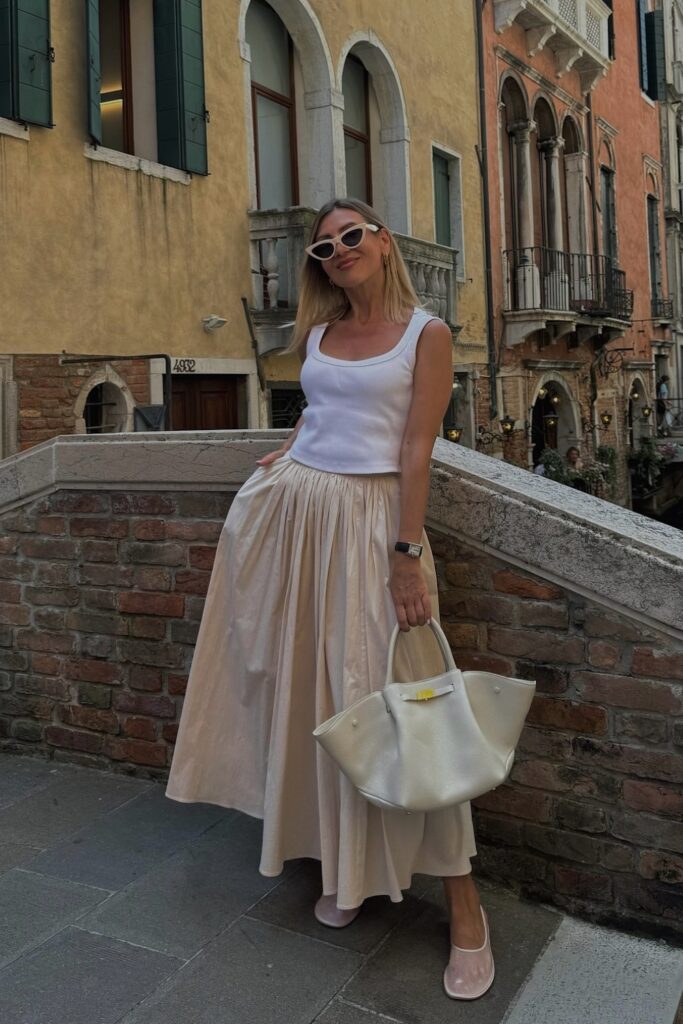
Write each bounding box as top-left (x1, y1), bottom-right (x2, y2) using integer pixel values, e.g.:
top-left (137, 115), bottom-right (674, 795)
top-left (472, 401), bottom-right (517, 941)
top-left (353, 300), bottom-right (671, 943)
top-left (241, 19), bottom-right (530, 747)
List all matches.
top-left (173, 359), bottom-right (197, 373)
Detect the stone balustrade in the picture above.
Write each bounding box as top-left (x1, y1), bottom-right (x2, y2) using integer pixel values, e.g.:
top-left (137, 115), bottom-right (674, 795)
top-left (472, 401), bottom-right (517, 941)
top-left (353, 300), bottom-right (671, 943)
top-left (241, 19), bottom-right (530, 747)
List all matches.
top-left (0, 432), bottom-right (682, 940)
top-left (248, 207), bottom-right (459, 330)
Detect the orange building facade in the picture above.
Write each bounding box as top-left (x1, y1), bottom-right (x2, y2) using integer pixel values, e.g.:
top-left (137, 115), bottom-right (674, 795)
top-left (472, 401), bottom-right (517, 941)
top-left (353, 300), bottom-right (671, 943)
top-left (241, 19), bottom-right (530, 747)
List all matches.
top-left (478, 0), bottom-right (671, 504)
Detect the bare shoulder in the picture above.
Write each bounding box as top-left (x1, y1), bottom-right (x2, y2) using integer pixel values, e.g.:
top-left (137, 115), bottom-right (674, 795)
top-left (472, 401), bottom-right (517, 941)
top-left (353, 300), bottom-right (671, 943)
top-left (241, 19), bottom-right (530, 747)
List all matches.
top-left (416, 316), bottom-right (452, 353)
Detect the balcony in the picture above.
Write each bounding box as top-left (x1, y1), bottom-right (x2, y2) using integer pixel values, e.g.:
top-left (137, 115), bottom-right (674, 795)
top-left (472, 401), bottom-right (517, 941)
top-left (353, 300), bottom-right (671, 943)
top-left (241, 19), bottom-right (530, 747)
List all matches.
top-left (494, 0), bottom-right (611, 91)
top-left (651, 296), bottom-right (674, 323)
top-left (503, 246), bottom-right (633, 345)
top-left (248, 207), bottom-right (459, 354)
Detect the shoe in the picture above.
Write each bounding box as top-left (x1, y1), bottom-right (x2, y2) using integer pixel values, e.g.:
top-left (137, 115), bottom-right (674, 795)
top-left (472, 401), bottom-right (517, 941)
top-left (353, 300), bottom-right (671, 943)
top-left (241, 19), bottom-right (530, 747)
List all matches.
top-left (314, 894), bottom-right (362, 928)
top-left (443, 907), bottom-right (495, 1000)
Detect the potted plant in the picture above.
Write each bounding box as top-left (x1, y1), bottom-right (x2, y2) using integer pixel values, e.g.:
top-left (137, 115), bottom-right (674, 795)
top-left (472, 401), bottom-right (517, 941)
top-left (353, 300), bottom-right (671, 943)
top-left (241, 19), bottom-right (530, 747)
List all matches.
top-left (629, 436), bottom-right (664, 492)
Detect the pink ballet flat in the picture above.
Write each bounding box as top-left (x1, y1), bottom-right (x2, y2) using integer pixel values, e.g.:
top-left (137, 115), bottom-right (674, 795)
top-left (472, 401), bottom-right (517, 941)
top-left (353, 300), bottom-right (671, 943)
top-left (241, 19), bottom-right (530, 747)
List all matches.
top-left (443, 907), bottom-right (495, 1001)
top-left (314, 894), bottom-right (362, 928)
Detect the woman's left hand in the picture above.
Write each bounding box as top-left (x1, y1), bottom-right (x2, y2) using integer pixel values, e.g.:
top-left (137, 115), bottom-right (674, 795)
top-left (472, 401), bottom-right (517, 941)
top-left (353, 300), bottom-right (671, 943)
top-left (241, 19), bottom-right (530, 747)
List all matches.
top-left (389, 555), bottom-right (431, 632)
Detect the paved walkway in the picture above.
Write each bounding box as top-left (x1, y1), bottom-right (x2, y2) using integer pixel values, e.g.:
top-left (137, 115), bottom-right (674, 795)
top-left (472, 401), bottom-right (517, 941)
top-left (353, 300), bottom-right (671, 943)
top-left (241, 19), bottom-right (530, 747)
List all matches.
top-left (0, 754), bottom-right (681, 1024)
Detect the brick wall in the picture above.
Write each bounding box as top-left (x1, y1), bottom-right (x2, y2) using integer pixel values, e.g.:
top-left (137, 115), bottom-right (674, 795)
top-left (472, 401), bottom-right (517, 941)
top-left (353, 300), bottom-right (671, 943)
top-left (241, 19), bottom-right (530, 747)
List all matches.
top-left (431, 531), bottom-right (683, 942)
top-left (0, 490), bottom-right (232, 769)
top-left (14, 356), bottom-right (150, 451)
top-left (0, 488), bottom-right (681, 939)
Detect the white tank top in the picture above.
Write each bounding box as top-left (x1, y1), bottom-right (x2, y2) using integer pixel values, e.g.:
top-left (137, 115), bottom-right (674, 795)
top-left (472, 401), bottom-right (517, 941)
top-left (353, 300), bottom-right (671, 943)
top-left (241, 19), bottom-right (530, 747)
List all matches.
top-left (288, 307), bottom-right (438, 474)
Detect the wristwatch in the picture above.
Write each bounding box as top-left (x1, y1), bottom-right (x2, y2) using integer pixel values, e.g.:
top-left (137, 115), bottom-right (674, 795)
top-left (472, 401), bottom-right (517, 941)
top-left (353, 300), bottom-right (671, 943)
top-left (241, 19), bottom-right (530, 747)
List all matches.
top-left (395, 541), bottom-right (423, 558)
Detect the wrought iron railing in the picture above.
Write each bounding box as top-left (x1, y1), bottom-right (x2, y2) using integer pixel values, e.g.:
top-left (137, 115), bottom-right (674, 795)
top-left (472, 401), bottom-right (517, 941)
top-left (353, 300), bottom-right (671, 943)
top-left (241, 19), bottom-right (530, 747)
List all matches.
top-left (503, 247), bottom-right (633, 321)
top-left (651, 297), bottom-right (674, 322)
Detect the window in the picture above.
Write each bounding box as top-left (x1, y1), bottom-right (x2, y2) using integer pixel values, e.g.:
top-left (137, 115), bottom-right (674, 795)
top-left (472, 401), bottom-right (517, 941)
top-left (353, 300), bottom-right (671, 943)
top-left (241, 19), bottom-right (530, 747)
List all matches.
top-left (600, 166), bottom-right (617, 262)
top-left (246, 0), bottom-right (298, 209)
top-left (342, 56), bottom-right (371, 203)
top-left (98, 0), bottom-right (133, 153)
top-left (647, 194), bottom-right (663, 299)
top-left (636, 1), bottom-right (666, 100)
top-left (84, 382), bottom-right (127, 433)
top-left (604, 0), bottom-right (615, 59)
top-left (432, 149), bottom-right (464, 277)
top-left (0, 0), bottom-right (53, 127)
top-left (86, 0), bottom-right (208, 174)
top-left (270, 383), bottom-right (306, 429)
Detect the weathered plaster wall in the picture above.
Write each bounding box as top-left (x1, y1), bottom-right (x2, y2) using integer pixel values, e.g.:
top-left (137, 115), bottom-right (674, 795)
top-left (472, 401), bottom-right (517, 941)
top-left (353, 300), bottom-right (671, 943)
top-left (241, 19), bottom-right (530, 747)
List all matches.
top-left (0, 0), bottom-right (486, 360)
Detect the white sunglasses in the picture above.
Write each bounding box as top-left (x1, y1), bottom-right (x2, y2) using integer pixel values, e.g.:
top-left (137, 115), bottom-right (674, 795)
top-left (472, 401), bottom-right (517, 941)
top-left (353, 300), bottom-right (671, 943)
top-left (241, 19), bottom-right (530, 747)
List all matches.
top-left (305, 222), bottom-right (380, 262)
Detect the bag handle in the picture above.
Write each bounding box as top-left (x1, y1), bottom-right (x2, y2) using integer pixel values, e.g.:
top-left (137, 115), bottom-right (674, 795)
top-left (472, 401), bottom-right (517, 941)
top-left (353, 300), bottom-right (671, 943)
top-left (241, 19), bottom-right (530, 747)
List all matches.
top-left (385, 619), bottom-right (457, 686)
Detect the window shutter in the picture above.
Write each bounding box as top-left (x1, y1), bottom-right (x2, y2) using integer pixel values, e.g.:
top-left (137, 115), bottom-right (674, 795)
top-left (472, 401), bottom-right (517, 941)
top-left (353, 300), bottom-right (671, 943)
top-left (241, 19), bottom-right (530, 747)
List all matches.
top-left (154, 0), bottom-right (208, 175)
top-left (1, 0), bottom-right (53, 126)
top-left (433, 153), bottom-right (452, 248)
top-left (85, 0), bottom-right (101, 143)
top-left (637, 0), bottom-right (649, 94)
top-left (0, 0), bottom-right (12, 119)
top-left (645, 10), bottom-right (666, 102)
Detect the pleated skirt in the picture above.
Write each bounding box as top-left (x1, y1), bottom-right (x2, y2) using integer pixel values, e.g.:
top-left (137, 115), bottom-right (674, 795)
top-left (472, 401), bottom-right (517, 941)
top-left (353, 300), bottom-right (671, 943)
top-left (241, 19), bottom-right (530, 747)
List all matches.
top-left (166, 453), bottom-right (476, 909)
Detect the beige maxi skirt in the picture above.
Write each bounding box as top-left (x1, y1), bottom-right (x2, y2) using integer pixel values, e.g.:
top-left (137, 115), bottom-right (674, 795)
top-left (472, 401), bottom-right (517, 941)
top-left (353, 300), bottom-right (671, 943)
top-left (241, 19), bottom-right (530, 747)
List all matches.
top-left (166, 453), bottom-right (476, 909)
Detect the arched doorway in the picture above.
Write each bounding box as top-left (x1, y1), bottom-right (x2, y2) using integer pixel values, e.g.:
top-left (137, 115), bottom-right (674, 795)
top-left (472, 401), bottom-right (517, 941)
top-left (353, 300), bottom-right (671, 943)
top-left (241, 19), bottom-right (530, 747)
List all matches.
top-left (531, 377), bottom-right (580, 468)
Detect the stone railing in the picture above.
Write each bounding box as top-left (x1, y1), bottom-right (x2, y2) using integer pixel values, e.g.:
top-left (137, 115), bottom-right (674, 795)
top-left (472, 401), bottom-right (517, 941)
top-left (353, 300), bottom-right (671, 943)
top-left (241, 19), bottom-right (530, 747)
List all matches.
top-left (0, 432), bottom-right (682, 941)
top-left (248, 207), bottom-right (459, 328)
top-left (394, 232), bottom-right (459, 327)
top-left (494, 0), bottom-right (611, 90)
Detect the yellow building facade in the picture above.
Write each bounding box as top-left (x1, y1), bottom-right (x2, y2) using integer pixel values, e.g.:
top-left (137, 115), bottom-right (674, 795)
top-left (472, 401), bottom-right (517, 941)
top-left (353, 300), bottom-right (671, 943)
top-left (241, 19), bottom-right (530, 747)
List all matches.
top-left (0, 0), bottom-right (486, 452)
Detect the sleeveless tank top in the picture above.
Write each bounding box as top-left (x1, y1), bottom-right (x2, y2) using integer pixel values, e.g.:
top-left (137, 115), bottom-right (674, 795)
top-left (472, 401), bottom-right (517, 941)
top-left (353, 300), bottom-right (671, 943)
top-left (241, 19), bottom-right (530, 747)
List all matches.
top-left (288, 307), bottom-right (438, 474)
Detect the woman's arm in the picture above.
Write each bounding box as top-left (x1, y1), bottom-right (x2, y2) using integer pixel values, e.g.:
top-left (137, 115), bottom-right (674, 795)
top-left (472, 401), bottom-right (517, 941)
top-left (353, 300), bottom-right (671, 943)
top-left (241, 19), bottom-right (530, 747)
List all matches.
top-left (256, 413), bottom-right (304, 466)
top-left (390, 319), bottom-right (454, 631)
top-left (256, 338), bottom-right (308, 467)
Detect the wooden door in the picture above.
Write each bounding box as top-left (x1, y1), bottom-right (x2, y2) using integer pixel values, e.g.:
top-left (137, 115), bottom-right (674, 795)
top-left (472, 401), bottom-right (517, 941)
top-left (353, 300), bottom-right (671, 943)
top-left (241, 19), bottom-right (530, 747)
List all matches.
top-left (171, 375), bottom-right (247, 430)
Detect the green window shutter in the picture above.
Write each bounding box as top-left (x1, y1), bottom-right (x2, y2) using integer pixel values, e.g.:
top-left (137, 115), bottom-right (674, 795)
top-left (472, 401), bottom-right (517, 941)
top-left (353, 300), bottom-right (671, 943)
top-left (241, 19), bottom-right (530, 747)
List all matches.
top-left (85, 0), bottom-right (101, 143)
top-left (433, 152), bottom-right (451, 248)
top-left (0, 0), bottom-right (53, 126)
top-left (0, 0), bottom-right (13, 119)
top-left (16, 0), bottom-right (53, 126)
top-left (645, 10), bottom-right (666, 102)
top-left (154, 0), bottom-right (208, 175)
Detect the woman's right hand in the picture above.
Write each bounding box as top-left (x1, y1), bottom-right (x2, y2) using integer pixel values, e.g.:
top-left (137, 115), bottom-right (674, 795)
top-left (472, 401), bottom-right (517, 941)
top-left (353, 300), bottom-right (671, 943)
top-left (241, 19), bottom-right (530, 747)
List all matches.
top-left (256, 447), bottom-right (288, 467)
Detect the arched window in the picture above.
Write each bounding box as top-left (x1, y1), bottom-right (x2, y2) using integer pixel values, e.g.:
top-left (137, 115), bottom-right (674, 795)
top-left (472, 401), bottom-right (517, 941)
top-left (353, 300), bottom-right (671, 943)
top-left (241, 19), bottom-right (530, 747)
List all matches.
top-left (561, 115), bottom-right (584, 255)
top-left (337, 37), bottom-right (410, 231)
top-left (245, 0), bottom-right (299, 209)
top-left (500, 76), bottom-right (529, 255)
top-left (84, 382), bottom-right (128, 434)
top-left (532, 97), bottom-right (559, 253)
top-left (342, 56), bottom-right (372, 203)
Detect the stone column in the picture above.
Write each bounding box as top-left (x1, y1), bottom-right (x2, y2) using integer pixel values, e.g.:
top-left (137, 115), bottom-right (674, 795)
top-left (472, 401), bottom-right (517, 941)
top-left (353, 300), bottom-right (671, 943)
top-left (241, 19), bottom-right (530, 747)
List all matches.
top-left (540, 137), bottom-right (565, 252)
top-left (510, 120), bottom-right (535, 254)
top-left (564, 150), bottom-right (589, 254)
top-left (510, 120), bottom-right (539, 307)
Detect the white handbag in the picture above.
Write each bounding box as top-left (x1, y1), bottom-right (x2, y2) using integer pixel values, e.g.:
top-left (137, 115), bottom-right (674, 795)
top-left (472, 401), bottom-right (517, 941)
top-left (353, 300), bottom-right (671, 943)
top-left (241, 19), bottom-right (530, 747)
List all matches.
top-left (313, 619), bottom-right (536, 813)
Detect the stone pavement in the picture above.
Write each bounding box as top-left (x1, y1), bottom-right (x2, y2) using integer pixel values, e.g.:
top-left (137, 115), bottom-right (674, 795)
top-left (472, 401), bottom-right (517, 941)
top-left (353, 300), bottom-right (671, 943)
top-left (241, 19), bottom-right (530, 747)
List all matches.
top-left (0, 754), bottom-right (680, 1024)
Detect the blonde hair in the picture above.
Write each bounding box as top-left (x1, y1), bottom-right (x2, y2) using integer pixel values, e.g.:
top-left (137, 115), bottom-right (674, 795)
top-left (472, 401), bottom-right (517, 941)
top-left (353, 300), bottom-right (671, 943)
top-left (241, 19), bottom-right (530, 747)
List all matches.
top-left (287, 198), bottom-right (419, 355)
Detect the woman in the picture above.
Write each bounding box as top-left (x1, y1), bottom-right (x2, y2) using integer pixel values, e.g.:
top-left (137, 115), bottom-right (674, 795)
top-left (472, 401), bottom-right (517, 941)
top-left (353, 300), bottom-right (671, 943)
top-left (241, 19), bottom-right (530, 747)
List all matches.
top-left (167, 198), bottom-right (494, 1001)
